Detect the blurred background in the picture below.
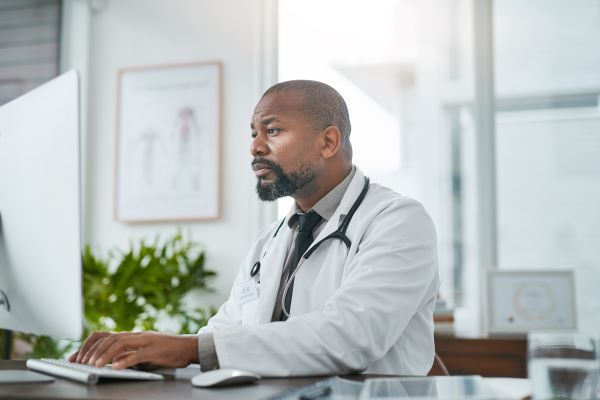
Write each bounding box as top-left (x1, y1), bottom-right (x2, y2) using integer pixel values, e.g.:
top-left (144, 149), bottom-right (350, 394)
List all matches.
top-left (1, 0), bottom-right (599, 358)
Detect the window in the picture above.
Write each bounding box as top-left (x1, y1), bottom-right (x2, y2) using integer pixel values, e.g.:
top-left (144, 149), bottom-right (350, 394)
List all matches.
top-left (0, 0), bottom-right (62, 106)
top-left (493, 0), bottom-right (600, 333)
top-left (277, 0), bottom-right (473, 308)
top-left (277, 0), bottom-right (600, 334)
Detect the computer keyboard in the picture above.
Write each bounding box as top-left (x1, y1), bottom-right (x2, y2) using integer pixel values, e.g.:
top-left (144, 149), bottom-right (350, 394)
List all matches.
top-left (26, 358), bottom-right (164, 384)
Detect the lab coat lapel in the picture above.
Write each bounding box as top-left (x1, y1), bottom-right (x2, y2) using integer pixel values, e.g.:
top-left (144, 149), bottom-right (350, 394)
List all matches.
top-left (258, 168), bottom-right (367, 321)
top-left (303, 168), bottom-right (367, 259)
top-left (256, 216), bottom-right (293, 324)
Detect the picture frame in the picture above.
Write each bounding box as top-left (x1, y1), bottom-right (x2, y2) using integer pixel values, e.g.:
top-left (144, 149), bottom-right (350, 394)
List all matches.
top-left (484, 269), bottom-right (577, 335)
top-left (114, 61), bottom-right (221, 222)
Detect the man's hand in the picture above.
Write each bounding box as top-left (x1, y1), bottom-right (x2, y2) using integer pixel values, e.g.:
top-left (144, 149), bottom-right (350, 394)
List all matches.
top-left (68, 331), bottom-right (199, 370)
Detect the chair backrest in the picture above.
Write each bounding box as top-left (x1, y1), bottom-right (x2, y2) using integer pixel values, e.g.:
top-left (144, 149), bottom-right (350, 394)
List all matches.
top-left (428, 353), bottom-right (449, 376)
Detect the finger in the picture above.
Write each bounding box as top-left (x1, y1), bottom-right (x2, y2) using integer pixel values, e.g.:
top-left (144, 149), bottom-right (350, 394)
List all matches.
top-left (86, 333), bottom-right (124, 366)
top-left (75, 333), bottom-right (98, 363)
top-left (81, 337), bottom-right (106, 365)
top-left (75, 332), bottom-right (110, 363)
top-left (68, 351), bottom-right (79, 362)
top-left (94, 334), bottom-right (143, 367)
top-left (82, 334), bottom-right (117, 365)
top-left (112, 350), bottom-right (145, 370)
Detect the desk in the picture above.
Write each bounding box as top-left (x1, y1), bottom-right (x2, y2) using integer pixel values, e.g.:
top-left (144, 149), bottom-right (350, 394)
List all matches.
top-left (435, 336), bottom-right (527, 378)
top-left (0, 361), bottom-right (534, 400)
top-left (0, 360), bottom-right (326, 400)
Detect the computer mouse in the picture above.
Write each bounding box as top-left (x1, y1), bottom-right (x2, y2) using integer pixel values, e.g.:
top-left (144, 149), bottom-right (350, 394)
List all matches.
top-left (191, 368), bottom-right (260, 387)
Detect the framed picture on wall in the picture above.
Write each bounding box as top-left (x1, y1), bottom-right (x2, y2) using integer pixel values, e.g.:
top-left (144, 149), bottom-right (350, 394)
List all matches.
top-left (114, 61), bottom-right (221, 222)
top-left (485, 269), bottom-right (577, 335)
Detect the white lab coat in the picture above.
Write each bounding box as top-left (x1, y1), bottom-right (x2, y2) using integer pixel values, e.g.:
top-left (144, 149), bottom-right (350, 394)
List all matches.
top-left (198, 168), bottom-right (439, 377)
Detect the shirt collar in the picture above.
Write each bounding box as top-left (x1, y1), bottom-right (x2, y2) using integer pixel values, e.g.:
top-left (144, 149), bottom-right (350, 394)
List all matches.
top-left (287, 166), bottom-right (356, 228)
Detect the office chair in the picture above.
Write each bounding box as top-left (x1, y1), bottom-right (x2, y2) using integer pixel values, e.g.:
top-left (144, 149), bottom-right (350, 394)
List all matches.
top-left (428, 353), bottom-right (450, 376)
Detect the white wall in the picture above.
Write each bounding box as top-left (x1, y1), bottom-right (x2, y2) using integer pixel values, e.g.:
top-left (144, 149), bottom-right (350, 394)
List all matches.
top-left (84, 0), bottom-right (275, 310)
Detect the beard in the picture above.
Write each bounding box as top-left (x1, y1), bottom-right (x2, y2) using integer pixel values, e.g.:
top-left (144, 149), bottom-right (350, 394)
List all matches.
top-left (252, 158), bottom-right (316, 201)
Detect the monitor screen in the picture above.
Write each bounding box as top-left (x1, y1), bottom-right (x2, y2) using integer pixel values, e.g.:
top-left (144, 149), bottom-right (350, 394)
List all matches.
top-left (0, 70), bottom-right (83, 341)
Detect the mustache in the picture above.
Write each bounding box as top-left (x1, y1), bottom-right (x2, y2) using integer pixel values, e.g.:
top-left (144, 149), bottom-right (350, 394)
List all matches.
top-left (251, 158), bottom-right (280, 169)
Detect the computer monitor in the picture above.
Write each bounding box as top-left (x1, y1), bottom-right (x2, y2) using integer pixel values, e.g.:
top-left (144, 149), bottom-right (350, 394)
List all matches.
top-left (0, 71), bottom-right (83, 360)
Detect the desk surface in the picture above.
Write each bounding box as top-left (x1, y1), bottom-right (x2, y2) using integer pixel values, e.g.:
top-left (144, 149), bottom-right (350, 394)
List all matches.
top-left (0, 360), bottom-right (329, 400)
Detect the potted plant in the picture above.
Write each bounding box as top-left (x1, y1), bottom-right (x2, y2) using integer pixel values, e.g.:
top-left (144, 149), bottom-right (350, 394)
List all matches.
top-left (4, 231), bottom-right (216, 359)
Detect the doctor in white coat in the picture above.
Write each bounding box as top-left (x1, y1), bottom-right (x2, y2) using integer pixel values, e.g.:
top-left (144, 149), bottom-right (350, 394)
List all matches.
top-left (72, 80), bottom-right (439, 377)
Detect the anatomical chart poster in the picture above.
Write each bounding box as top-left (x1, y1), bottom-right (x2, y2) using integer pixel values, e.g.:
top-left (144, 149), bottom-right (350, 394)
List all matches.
top-left (115, 62), bottom-right (221, 222)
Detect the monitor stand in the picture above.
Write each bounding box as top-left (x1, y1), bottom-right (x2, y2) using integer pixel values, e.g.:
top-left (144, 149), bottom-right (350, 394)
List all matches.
top-left (0, 330), bottom-right (54, 384)
top-left (2, 328), bottom-right (12, 359)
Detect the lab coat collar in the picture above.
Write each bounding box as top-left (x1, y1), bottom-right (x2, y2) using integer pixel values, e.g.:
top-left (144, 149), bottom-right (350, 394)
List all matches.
top-left (280, 167), bottom-right (367, 266)
top-left (282, 166), bottom-right (365, 229)
top-left (309, 167), bottom-right (367, 247)
top-left (286, 167), bottom-right (356, 228)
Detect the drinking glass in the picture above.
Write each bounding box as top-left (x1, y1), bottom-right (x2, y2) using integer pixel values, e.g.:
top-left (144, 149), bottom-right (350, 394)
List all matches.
top-left (528, 332), bottom-right (599, 400)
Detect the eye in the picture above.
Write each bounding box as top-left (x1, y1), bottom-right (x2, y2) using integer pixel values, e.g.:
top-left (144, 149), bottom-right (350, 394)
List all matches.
top-left (251, 131), bottom-right (258, 138)
top-left (267, 128), bottom-right (281, 136)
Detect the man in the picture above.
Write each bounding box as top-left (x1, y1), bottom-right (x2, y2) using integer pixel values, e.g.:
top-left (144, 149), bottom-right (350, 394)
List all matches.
top-left (71, 80), bottom-right (439, 376)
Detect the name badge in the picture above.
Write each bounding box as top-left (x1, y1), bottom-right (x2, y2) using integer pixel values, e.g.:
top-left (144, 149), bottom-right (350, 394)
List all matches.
top-left (234, 279), bottom-right (259, 305)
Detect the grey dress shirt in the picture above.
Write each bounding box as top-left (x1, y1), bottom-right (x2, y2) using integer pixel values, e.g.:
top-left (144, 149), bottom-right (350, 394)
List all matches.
top-left (197, 167), bottom-right (356, 371)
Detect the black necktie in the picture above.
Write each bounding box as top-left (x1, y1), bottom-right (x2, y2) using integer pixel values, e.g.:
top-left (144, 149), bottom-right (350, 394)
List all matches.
top-left (281, 211), bottom-right (322, 321)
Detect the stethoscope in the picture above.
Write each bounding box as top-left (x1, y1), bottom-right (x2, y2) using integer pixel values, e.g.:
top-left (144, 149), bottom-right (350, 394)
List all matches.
top-left (250, 177), bottom-right (370, 319)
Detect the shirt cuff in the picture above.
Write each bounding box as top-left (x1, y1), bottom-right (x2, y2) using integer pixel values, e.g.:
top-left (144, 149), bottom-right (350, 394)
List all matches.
top-left (197, 332), bottom-right (220, 371)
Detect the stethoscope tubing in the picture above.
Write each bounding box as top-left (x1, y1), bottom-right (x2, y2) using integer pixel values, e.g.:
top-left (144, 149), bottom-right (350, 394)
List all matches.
top-left (280, 177), bottom-right (370, 319)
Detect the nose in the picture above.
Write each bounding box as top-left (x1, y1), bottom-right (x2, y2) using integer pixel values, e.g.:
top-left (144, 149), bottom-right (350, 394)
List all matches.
top-left (250, 132), bottom-right (268, 157)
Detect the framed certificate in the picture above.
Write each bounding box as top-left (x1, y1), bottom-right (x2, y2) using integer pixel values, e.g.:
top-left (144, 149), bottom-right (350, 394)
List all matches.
top-left (485, 270), bottom-right (577, 335)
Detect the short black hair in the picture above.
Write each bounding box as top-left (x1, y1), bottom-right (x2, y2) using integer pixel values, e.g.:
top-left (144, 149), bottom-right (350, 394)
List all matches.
top-left (262, 80), bottom-right (352, 160)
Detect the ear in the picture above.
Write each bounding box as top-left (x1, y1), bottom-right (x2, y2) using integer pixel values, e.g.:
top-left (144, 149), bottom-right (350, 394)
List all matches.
top-left (319, 126), bottom-right (342, 159)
